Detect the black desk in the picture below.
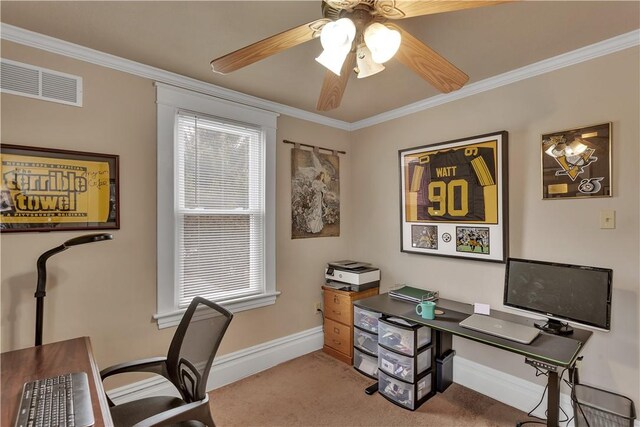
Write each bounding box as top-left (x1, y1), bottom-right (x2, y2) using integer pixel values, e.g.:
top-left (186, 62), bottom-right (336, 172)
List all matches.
top-left (354, 294), bottom-right (592, 427)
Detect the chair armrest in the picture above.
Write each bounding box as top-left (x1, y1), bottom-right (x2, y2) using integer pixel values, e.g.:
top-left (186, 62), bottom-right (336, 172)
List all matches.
top-left (100, 356), bottom-right (168, 380)
top-left (131, 398), bottom-right (211, 427)
top-left (100, 357), bottom-right (170, 408)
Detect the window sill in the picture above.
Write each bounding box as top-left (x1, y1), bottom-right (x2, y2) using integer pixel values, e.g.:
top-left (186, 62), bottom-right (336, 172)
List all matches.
top-left (153, 291), bottom-right (281, 329)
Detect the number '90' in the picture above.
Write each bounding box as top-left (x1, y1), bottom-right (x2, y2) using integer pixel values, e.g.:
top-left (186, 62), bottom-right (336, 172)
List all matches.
top-left (427, 179), bottom-right (469, 217)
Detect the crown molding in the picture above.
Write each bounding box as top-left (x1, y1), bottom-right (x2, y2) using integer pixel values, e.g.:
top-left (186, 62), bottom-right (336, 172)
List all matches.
top-left (0, 23), bottom-right (352, 131)
top-left (350, 30), bottom-right (640, 131)
top-left (1, 23), bottom-right (638, 132)
top-left (350, 29), bottom-right (640, 130)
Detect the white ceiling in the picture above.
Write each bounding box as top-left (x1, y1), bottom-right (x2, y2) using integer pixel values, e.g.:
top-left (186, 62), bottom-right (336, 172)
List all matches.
top-left (1, 1), bottom-right (639, 123)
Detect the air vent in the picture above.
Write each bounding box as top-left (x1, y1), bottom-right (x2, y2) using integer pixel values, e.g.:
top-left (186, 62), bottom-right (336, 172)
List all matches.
top-left (1, 59), bottom-right (82, 106)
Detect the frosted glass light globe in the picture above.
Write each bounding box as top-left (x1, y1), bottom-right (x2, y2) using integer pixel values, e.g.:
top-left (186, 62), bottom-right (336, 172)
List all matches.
top-left (364, 23), bottom-right (401, 64)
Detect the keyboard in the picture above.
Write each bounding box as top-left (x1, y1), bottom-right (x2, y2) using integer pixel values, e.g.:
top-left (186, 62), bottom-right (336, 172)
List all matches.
top-left (15, 372), bottom-right (95, 427)
top-left (459, 314), bottom-right (540, 344)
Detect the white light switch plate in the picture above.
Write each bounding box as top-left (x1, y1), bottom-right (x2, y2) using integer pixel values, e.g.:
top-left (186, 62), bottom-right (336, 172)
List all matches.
top-left (600, 210), bottom-right (615, 229)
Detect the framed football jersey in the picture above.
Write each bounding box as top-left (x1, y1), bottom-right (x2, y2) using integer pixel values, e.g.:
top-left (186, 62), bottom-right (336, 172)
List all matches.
top-left (399, 131), bottom-right (508, 262)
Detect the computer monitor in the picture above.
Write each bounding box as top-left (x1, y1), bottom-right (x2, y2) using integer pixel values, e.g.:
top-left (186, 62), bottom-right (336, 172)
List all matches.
top-left (503, 257), bottom-right (612, 335)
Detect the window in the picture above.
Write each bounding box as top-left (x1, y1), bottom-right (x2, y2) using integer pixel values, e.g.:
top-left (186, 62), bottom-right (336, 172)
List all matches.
top-left (155, 83), bottom-right (278, 328)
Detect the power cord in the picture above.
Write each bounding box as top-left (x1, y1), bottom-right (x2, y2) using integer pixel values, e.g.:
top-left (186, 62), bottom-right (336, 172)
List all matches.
top-left (516, 421), bottom-right (545, 427)
top-left (516, 369), bottom-right (549, 427)
top-left (563, 375), bottom-right (576, 426)
top-left (516, 366), bottom-right (572, 427)
top-left (569, 362), bottom-right (591, 427)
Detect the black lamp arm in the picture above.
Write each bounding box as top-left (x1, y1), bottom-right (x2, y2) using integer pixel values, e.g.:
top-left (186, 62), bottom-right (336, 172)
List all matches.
top-left (33, 233), bottom-right (112, 346)
top-left (35, 245), bottom-right (67, 298)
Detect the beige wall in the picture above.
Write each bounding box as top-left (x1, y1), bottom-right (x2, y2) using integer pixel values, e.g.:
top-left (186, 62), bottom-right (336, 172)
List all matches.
top-left (0, 41), bottom-right (352, 381)
top-left (351, 48), bottom-right (640, 406)
top-left (2, 37), bottom-right (639, 409)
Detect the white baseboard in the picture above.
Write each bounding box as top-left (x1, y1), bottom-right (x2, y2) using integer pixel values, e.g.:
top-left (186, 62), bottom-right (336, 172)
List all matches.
top-left (107, 325), bottom-right (324, 404)
top-left (454, 356), bottom-right (640, 427)
top-left (206, 325), bottom-right (324, 390)
top-left (108, 328), bottom-right (638, 427)
top-left (453, 356), bottom-right (573, 422)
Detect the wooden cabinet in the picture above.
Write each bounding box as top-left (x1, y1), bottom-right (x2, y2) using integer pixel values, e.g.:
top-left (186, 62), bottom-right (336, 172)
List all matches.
top-left (322, 286), bottom-right (379, 364)
top-left (324, 318), bottom-right (352, 356)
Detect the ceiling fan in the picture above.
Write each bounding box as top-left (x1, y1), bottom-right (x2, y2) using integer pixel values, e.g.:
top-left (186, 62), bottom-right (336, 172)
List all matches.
top-left (210, 1), bottom-right (509, 111)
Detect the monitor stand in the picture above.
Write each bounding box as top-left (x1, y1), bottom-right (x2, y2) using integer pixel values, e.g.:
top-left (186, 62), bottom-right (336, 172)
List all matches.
top-left (534, 319), bottom-right (574, 336)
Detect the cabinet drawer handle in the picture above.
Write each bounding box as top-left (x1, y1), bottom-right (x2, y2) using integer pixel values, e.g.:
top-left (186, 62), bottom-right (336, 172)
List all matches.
top-left (332, 310), bottom-right (341, 316)
top-left (333, 339), bottom-right (341, 345)
top-left (333, 327), bottom-right (340, 334)
top-left (333, 296), bottom-right (340, 304)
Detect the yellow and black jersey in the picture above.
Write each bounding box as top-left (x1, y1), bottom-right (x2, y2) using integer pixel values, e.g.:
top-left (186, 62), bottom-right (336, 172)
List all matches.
top-left (408, 147), bottom-right (496, 221)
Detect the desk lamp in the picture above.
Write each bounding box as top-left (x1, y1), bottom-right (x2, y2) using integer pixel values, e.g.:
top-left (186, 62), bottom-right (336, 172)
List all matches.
top-left (34, 233), bottom-right (113, 346)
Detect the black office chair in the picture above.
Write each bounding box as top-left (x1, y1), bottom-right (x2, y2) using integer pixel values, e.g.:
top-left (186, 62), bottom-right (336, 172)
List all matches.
top-left (100, 297), bottom-right (233, 426)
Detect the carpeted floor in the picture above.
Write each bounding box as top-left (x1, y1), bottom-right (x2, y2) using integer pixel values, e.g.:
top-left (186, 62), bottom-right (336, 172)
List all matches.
top-left (210, 351), bottom-right (534, 426)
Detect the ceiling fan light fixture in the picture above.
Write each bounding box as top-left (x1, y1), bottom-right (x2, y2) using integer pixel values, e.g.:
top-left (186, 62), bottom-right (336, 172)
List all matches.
top-left (355, 44), bottom-right (385, 79)
top-left (316, 48), bottom-right (351, 75)
top-left (315, 17), bottom-right (356, 75)
top-left (319, 18), bottom-right (356, 51)
top-left (364, 23), bottom-right (401, 64)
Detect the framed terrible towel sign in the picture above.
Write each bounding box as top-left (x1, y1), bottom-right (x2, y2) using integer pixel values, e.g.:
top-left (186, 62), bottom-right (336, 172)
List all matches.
top-left (399, 131), bottom-right (508, 262)
top-left (0, 144), bottom-right (119, 232)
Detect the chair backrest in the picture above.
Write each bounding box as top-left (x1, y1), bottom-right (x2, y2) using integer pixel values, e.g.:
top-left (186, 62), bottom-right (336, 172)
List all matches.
top-left (166, 297), bottom-right (233, 403)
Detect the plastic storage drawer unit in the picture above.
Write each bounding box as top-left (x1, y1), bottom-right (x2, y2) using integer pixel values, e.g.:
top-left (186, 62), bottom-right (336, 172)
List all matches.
top-left (378, 345), bottom-right (432, 383)
top-left (378, 369), bottom-right (433, 411)
top-left (354, 327), bottom-right (378, 355)
top-left (353, 348), bottom-right (379, 379)
top-left (353, 306), bottom-right (382, 334)
top-left (378, 317), bottom-right (431, 356)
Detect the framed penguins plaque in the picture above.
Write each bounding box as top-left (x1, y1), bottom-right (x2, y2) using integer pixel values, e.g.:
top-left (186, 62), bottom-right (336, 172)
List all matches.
top-left (399, 131), bottom-right (508, 262)
top-left (541, 123), bottom-right (611, 200)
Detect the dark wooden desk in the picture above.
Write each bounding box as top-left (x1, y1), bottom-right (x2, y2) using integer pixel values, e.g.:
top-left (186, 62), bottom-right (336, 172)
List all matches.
top-left (1, 337), bottom-right (113, 426)
top-left (355, 294), bottom-right (593, 427)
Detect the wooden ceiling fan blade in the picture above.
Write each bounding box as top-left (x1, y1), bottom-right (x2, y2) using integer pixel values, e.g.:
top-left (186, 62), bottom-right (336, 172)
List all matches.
top-left (394, 27), bottom-right (469, 93)
top-left (211, 19), bottom-right (329, 74)
top-left (316, 51), bottom-right (356, 111)
top-left (374, 0), bottom-right (511, 19)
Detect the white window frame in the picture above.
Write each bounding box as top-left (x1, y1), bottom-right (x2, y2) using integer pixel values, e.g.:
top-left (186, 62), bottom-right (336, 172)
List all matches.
top-left (155, 83), bottom-right (279, 328)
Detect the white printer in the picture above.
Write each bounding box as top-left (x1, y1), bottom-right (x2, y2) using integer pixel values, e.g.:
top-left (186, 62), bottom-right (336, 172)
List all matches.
top-left (325, 260), bottom-right (380, 292)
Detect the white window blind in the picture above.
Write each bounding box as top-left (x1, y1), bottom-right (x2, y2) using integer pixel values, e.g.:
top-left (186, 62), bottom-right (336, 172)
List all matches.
top-left (156, 83), bottom-right (278, 328)
top-left (176, 112), bottom-right (265, 308)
